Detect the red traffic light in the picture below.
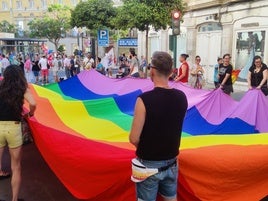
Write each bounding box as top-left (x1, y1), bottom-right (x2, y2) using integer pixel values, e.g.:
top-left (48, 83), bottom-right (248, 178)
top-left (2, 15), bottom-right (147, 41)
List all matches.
top-left (172, 11), bottom-right (181, 19)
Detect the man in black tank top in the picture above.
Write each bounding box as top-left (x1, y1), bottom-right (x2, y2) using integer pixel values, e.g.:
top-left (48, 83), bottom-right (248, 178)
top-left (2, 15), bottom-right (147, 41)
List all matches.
top-left (129, 51), bottom-right (188, 201)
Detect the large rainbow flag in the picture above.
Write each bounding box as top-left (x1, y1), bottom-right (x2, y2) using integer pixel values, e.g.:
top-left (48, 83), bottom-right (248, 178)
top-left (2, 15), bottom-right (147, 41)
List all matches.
top-left (26, 70), bottom-right (268, 201)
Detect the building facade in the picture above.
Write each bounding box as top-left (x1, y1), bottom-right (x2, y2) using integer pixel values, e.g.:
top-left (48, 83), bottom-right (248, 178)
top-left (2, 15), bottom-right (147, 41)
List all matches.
top-left (0, 0), bottom-right (81, 30)
top-left (183, 0), bottom-right (268, 88)
top-left (138, 0), bottom-right (268, 89)
top-left (0, 0), bottom-right (122, 55)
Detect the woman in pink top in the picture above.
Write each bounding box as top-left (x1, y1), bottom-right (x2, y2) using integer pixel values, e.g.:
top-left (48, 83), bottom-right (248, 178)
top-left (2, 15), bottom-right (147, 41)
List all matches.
top-left (24, 56), bottom-right (31, 73)
top-left (24, 56), bottom-right (32, 82)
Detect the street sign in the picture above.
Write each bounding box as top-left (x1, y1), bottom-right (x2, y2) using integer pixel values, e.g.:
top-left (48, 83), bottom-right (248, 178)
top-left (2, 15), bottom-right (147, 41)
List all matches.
top-left (98, 29), bottom-right (109, 47)
top-left (118, 38), bottom-right (138, 47)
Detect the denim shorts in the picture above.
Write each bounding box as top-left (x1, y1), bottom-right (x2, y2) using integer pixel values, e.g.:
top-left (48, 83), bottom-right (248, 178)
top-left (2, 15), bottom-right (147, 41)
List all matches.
top-left (33, 70), bottom-right (39, 77)
top-left (136, 158), bottom-right (178, 201)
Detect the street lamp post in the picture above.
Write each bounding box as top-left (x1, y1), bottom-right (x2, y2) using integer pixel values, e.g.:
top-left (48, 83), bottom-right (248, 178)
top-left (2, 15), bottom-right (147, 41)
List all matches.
top-left (77, 32), bottom-right (80, 50)
top-left (81, 32), bottom-right (84, 55)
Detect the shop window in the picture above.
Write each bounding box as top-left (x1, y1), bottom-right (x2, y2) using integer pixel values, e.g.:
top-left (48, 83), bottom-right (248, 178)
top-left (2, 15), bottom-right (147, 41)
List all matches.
top-left (235, 30), bottom-right (266, 80)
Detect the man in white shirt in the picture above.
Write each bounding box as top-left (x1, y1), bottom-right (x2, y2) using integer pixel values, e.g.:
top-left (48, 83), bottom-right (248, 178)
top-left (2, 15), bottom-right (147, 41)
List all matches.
top-left (38, 55), bottom-right (48, 85)
top-left (129, 51), bottom-right (140, 78)
top-left (63, 55), bottom-right (71, 79)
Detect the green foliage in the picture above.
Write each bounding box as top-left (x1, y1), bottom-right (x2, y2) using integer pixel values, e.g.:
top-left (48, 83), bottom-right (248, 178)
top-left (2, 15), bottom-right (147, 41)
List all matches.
top-left (110, 29), bottom-right (129, 41)
top-left (28, 4), bottom-right (71, 49)
top-left (70, 0), bottom-right (116, 32)
top-left (113, 0), bottom-right (186, 31)
top-left (57, 44), bottom-right (65, 53)
top-left (0, 20), bottom-right (17, 33)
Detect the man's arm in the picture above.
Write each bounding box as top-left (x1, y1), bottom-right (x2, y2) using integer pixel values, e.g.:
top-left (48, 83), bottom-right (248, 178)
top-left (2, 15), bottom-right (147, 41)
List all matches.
top-left (129, 98), bottom-right (146, 147)
top-left (129, 61), bottom-right (134, 75)
top-left (221, 73), bottom-right (231, 86)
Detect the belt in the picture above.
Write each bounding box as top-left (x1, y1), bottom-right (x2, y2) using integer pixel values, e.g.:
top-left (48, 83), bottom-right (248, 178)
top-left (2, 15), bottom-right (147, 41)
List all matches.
top-left (158, 160), bottom-right (177, 172)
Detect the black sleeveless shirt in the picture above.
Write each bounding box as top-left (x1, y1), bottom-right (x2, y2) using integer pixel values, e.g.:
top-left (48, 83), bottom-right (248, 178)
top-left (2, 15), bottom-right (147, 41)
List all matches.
top-left (0, 97), bottom-right (21, 121)
top-left (136, 87), bottom-right (188, 161)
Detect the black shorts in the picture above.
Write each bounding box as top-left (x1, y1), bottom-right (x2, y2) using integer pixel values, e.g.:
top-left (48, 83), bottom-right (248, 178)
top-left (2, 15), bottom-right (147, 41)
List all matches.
top-left (222, 84), bottom-right (233, 95)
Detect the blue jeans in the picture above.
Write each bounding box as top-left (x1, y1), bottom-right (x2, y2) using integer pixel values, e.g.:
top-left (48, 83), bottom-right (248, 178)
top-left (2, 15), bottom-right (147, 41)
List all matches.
top-left (131, 72), bottom-right (140, 78)
top-left (136, 158), bottom-right (178, 201)
top-left (65, 67), bottom-right (71, 79)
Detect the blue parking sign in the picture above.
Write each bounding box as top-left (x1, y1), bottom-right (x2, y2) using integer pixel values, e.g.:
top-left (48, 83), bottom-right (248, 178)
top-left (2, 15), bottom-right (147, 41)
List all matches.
top-left (98, 29), bottom-right (109, 47)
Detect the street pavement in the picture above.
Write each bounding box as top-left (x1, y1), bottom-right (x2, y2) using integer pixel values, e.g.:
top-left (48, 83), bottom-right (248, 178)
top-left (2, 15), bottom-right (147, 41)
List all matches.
top-left (0, 144), bottom-right (79, 201)
top-left (0, 89), bottom-right (255, 201)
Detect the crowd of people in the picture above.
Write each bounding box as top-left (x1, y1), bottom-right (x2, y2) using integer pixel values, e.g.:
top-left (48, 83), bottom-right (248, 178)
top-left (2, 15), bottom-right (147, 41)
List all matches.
top-left (0, 50), bottom-right (268, 96)
top-left (0, 52), bottom-right (98, 85)
top-left (169, 53), bottom-right (268, 96)
top-left (116, 50), bottom-right (147, 78)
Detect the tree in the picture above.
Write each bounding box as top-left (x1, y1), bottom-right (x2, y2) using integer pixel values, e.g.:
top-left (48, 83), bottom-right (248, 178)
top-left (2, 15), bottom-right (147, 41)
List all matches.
top-left (70, 0), bottom-right (116, 34)
top-left (57, 44), bottom-right (65, 53)
top-left (0, 20), bottom-right (17, 33)
top-left (113, 0), bottom-right (185, 61)
top-left (28, 4), bottom-right (71, 50)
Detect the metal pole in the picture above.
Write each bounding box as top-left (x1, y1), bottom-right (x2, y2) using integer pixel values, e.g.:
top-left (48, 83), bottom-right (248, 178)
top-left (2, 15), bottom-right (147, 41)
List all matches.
top-left (173, 35), bottom-right (177, 68)
top-left (77, 33), bottom-right (80, 51)
top-left (81, 33), bottom-right (84, 55)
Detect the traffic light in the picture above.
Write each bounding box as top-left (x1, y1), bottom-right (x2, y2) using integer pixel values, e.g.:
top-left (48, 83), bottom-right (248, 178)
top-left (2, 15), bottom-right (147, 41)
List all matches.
top-left (172, 10), bottom-right (181, 35)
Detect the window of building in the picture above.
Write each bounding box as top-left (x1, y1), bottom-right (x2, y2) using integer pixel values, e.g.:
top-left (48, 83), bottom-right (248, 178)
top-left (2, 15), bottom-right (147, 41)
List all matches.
top-left (2, 1), bottom-right (8, 10)
top-left (41, 0), bottom-right (47, 8)
top-left (28, 0), bottom-right (34, 9)
top-left (198, 23), bottom-right (222, 32)
top-left (16, 0), bottom-right (22, 9)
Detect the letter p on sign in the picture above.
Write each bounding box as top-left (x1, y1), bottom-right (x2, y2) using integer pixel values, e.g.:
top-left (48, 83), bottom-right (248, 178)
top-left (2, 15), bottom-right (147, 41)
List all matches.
top-left (100, 30), bottom-right (107, 39)
top-left (98, 29), bottom-right (109, 47)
